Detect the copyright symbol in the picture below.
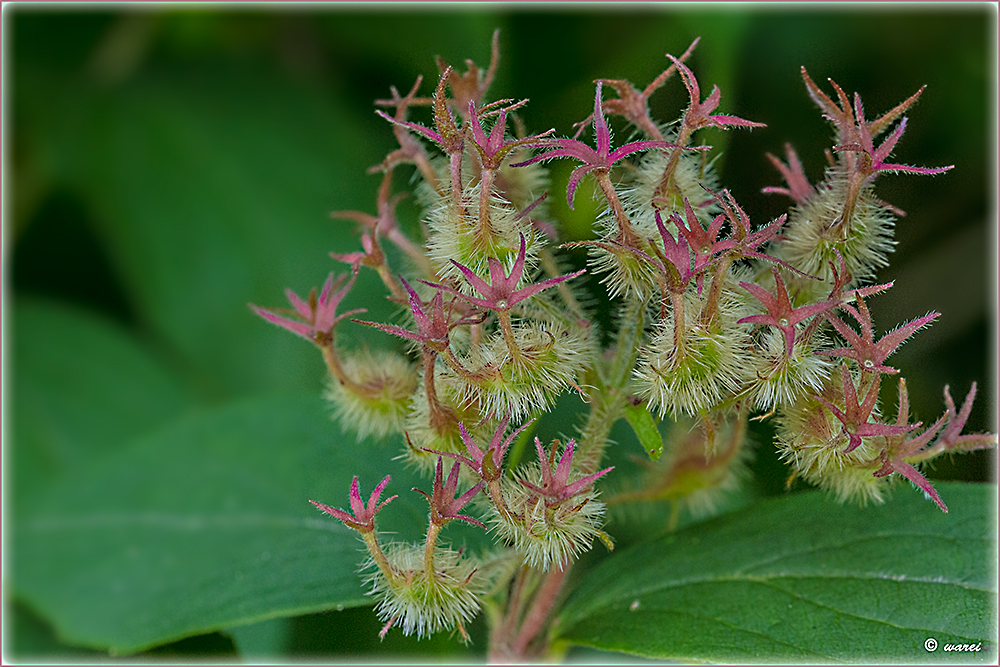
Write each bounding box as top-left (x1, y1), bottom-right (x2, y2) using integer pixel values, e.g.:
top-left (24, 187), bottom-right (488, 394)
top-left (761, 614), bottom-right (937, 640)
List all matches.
top-left (925, 638), bottom-right (938, 652)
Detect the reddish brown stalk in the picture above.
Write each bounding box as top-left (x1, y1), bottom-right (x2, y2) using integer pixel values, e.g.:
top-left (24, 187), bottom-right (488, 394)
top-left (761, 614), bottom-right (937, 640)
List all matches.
top-left (593, 170), bottom-right (640, 248)
top-left (477, 168), bottom-right (496, 244)
top-left (699, 256), bottom-right (733, 327)
top-left (511, 561), bottom-right (570, 656)
top-left (422, 351), bottom-right (454, 431)
top-left (320, 342), bottom-right (367, 396)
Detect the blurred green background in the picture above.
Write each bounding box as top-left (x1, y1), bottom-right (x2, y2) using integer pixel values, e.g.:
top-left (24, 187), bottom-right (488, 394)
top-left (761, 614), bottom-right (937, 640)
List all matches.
top-left (6, 5), bottom-right (996, 662)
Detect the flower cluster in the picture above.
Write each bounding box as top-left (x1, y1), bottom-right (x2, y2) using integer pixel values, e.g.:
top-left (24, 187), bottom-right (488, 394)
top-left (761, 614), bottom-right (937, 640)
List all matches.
top-left (254, 34), bottom-right (995, 654)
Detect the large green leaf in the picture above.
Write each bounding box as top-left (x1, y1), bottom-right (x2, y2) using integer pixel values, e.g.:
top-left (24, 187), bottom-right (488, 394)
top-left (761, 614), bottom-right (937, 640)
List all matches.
top-left (11, 395), bottom-right (492, 656)
top-left (20, 61), bottom-right (397, 400)
top-left (11, 297), bottom-right (198, 505)
top-left (555, 482), bottom-right (997, 663)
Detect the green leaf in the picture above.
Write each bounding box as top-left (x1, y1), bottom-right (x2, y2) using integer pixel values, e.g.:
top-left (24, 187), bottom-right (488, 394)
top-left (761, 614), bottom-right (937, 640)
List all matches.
top-left (556, 483), bottom-right (998, 663)
top-left (22, 63), bottom-right (396, 399)
top-left (623, 401), bottom-right (663, 461)
top-left (224, 617), bottom-right (292, 660)
top-left (11, 297), bottom-right (197, 505)
top-left (12, 395), bottom-right (493, 656)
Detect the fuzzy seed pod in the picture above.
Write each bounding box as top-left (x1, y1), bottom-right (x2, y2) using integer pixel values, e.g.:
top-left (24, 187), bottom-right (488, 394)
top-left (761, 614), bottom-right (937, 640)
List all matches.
top-left (487, 464), bottom-right (609, 570)
top-left (446, 322), bottom-right (588, 421)
top-left (622, 148), bottom-right (720, 234)
top-left (634, 287), bottom-right (751, 418)
top-left (425, 180), bottom-right (540, 288)
top-left (584, 219), bottom-right (662, 301)
top-left (775, 374), bottom-right (888, 505)
top-left (402, 378), bottom-right (485, 475)
top-left (745, 328), bottom-right (833, 411)
top-left (367, 542), bottom-right (486, 639)
top-left (325, 349), bottom-right (418, 440)
top-left (777, 175), bottom-right (896, 295)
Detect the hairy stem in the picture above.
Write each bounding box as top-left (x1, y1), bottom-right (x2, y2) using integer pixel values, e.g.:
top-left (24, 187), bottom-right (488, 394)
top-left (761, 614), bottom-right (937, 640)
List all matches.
top-left (320, 342), bottom-right (367, 397)
top-left (362, 530), bottom-right (398, 586)
top-left (423, 521), bottom-right (442, 582)
top-left (477, 168), bottom-right (496, 245)
top-left (594, 170), bottom-right (640, 248)
top-left (511, 560), bottom-right (570, 656)
top-left (450, 150), bottom-right (466, 219)
top-left (577, 297), bottom-right (646, 473)
top-left (497, 310), bottom-right (524, 362)
top-left (700, 256), bottom-right (732, 327)
top-left (422, 351), bottom-right (454, 430)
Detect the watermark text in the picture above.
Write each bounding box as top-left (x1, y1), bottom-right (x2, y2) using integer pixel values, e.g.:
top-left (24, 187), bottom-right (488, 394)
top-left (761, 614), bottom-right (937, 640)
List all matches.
top-left (925, 638), bottom-right (985, 653)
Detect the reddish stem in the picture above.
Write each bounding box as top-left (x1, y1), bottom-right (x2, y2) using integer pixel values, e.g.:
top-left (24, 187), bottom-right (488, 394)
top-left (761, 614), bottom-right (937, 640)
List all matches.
top-left (511, 561), bottom-right (570, 656)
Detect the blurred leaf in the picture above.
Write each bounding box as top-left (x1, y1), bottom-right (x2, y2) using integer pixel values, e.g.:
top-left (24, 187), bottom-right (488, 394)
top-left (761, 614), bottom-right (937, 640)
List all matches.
top-left (19, 61), bottom-right (393, 399)
top-left (224, 617), bottom-right (293, 660)
top-left (12, 395), bottom-right (494, 656)
top-left (556, 482), bottom-right (997, 663)
top-left (5, 600), bottom-right (109, 662)
top-left (227, 606), bottom-right (488, 660)
top-left (11, 297), bottom-right (198, 505)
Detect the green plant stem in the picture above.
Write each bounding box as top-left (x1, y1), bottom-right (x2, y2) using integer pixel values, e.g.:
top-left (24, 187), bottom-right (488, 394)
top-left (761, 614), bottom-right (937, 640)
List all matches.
top-left (577, 297), bottom-right (646, 474)
top-left (486, 478), bottom-right (514, 523)
top-left (594, 171), bottom-right (639, 248)
top-left (489, 299), bottom-right (646, 660)
top-left (493, 565), bottom-right (531, 654)
top-left (700, 256), bottom-right (732, 326)
top-left (361, 531), bottom-right (397, 587)
top-left (375, 260), bottom-right (407, 301)
top-left (440, 346), bottom-right (487, 382)
top-left (423, 521), bottom-right (442, 582)
top-left (422, 351), bottom-right (453, 430)
top-left (497, 310), bottom-right (524, 362)
top-left (651, 115), bottom-right (696, 207)
top-left (671, 291), bottom-right (686, 358)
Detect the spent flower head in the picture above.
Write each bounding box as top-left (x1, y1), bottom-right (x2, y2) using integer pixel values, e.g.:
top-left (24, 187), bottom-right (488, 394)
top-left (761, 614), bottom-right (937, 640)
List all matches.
top-left (520, 437), bottom-right (614, 505)
top-left (252, 34), bottom-right (995, 651)
top-left (835, 93), bottom-right (954, 182)
top-left (670, 198), bottom-right (729, 271)
top-left (872, 381), bottom-right (998, 513)
top-left (413, 457), bottom-right (486, 528)
top-left (329, 230), bottom-right (385, 275)
top-left (432, 417), bottom-right (535, 483)
top-left (425, 233), bottom-right (584, 313)
top-left (467, 99), bottom-right (555, 170)
top-left (310, 475), bottom-right (396, 534)
top-left (872, 378), bottom-right (948, 512)
top-left (739, 268), bottom-right (836, 357)
top-left (668, 53), bottom-right (766, 135)
top-left (376, 67), bottom-right (464, 156)
top-left (763, 143), bottom-right (815, 204)
top-left (513, 82), bottom-right (692, 208)
top-left (354, 276), bottom-right (480, 354)
top-left (435, 28), bottom-right (500, 119)
top-left (250, 271), bottom-right (363, 347)
top-left (817, 364), bottom-right (917, 453)
top-left (573, 37), bottom-right (701, 140)
top-left (708, 188), bottom-right (796, 270)
top-left (930, 383), bottom-right (997, 454)
top-left (818, 293), bottom-right (939, 375)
